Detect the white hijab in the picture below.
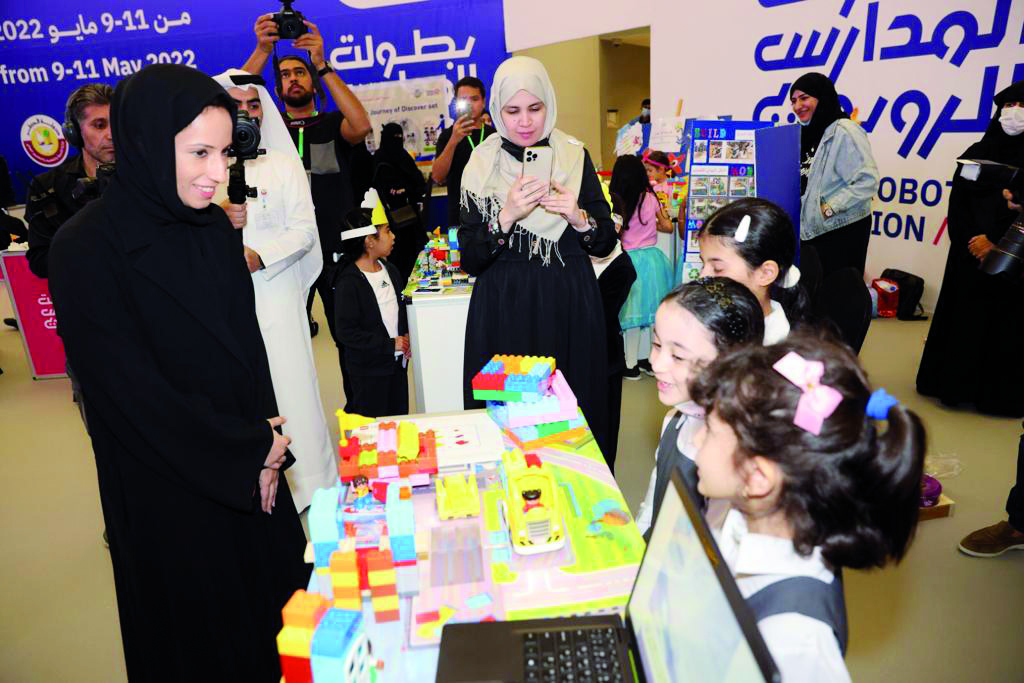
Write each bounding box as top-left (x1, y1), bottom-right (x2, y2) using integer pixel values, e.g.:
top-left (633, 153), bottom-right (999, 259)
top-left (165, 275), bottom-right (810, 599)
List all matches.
top-left (460, 56), bottom-right (586, 262)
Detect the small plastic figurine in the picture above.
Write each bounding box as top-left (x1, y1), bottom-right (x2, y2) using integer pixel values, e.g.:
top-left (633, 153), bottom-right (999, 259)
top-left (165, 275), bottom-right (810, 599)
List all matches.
top-left (522, 488), bottom-right (543, 513)
top-left (350, 475), bottom-right (373, 510)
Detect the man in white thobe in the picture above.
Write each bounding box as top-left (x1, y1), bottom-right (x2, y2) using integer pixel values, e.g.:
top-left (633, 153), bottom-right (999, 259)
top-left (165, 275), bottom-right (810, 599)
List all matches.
top-left (213, 69), bottom-right (335, 512)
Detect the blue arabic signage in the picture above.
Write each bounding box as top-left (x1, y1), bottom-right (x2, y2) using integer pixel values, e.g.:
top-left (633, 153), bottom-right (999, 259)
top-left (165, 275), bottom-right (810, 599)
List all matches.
top-left (749, 0), bottom-right (1022, 160)
top-left (0, 0), bottom-right (507, 200)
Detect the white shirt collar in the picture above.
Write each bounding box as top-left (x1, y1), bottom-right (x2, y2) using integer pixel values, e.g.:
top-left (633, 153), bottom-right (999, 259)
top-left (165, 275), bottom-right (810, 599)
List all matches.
top-left (764, 299), bottom-right (790, 345)
top-left (717, 509), bottom-right (834, 582)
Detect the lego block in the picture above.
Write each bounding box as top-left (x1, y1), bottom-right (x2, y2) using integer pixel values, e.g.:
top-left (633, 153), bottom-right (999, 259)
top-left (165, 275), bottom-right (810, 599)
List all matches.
top-left (374, 609), bottom-right (400, 623)
top-left (367, 568), bottom-right (397, 585)
top-left (336, 409), bottom-right (375, 433)
top-left (277, 625), bottom-right (315, 658)
top-left (311, 608), bottom-right (362, 658)
top-left (376, 465), bottom-right (400, 479)
top-left (308, 487), bottom-right (341, 544)
top-left (310, 655), bottom-right (345, 683)
top-left (313, 542), bottom-right (341, 569)
top-left (465, 592), bottom-right (493, 610)
top-left (279, 653), bottom-right (313, 683)
top-left (369, 583), bottom-right (397, 598)
top-left (372, 595), bottom-right (400, 612)
top-left (416, 610), bottom-right (440, 624)
top-left (282, 590), bottom-right (329, 630)
top-left (390, 535), bottom-right (417, 563)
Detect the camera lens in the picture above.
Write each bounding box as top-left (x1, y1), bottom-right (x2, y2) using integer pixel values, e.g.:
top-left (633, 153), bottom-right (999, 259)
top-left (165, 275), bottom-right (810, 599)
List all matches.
top-left (231, 111), bottom-right (262, 157)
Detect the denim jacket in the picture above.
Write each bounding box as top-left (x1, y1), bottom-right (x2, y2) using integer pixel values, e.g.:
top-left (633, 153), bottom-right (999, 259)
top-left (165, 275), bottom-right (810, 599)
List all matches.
top-left (800, 118), bottom-right (879, 241)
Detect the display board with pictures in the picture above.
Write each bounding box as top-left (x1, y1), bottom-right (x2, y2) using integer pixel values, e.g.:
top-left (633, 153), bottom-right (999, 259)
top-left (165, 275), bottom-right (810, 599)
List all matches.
top-left (680, 120), bottom-right (772, 283)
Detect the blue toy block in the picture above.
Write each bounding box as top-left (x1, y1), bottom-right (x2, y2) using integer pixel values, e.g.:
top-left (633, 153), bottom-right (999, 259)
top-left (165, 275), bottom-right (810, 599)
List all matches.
top-left (311, 656), bottom-right (346, 682)
top-left (314, 541), bottom-right (340, 568)
top-left (385, 483), bottom-right (416, 537)
top-left (390, 534), bottom-right (416, 563)
top-left (488, 530), bottom-right (507, 547)
top-left (465, 592), bottom-right (493, 609)
top-left (309, 486), bottom-right (341, 543)
top-left (491, 547), bottom-right (511, 564)
top-left (312, 608), bottom-right (362, 657)
top-left (480, 359), bottom-right (504, 375)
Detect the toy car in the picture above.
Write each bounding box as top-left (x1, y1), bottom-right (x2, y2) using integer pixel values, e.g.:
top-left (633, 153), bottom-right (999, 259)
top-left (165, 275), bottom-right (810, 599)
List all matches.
top-left (500, 450), bottom-right (565, 555)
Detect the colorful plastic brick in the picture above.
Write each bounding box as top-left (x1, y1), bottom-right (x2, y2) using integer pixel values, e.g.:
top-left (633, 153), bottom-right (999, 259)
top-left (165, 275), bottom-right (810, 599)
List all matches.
top-left (436, 472), bottom-right (481, 520)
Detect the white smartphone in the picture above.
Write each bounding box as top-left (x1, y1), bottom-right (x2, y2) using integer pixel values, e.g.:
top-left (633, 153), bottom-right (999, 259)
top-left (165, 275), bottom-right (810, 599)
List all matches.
top-left (454, 98), bottom-right (471, 118)
top-left (522, 146), bottom-right (554, 191)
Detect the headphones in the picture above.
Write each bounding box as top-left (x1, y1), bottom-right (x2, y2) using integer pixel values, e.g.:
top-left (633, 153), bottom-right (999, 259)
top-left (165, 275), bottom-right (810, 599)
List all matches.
top-left (62, 96), bottom-right (84, 149)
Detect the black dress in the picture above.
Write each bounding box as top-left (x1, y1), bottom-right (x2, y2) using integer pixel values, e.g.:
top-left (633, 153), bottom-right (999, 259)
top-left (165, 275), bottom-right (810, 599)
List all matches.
top-left (915, 171), bottom-right (1024, 416)
top-left (459, 150), bottom-right (617, 458)
top-left (48, 65), bottom-right (308, 682)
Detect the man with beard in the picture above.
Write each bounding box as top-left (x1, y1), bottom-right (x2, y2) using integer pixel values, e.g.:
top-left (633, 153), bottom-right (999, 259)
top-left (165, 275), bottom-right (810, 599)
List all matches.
top-left (26, 84), bottom-right (115, 279)
top-left (243, 14), bottom-right (371, 353)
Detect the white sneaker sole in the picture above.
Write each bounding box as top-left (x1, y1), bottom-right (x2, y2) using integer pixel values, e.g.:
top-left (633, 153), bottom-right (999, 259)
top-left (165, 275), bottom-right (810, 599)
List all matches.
top-left (957, 542), bottom-right (1024, 558)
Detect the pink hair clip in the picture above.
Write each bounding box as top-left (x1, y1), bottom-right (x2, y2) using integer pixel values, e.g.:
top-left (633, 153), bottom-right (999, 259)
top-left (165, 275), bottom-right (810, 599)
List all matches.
top-left (772, 351), bottom-right (843, 435)
top-left (641, 148), bottom-right (669, 168)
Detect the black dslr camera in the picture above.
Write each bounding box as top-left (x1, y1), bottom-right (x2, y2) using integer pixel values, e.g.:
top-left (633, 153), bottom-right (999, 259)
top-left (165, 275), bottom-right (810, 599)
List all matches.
top-left (228, 111), bottom-right (266, 205)
top-left (966, 161), bottom-right (1024, 279)
top-left (273, 0), bottom-right (308, 40)
top-left (71, 163), bottom-right (115, 205)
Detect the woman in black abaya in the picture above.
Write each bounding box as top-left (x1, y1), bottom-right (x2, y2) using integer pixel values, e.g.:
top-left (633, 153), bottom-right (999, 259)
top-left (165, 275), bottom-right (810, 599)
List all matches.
top-left (916, 81), bottom-right (1024, 417)
top-left (48, 65), bottom-right (308, 681)
top-left (373, 121), bottom-right (428, 278)
top-left (458, 56), bottom-right (617, 461)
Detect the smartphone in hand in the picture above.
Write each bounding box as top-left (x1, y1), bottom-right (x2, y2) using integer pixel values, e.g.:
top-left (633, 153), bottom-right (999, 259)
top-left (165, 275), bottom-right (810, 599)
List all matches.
top-left (523, 146), bottom-right (554, 193)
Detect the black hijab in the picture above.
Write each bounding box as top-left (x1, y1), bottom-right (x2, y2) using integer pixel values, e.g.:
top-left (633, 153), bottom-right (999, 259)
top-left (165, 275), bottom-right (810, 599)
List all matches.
top-left (372, 122), bottom-right (425, 204)
top-left (107, 64), bottom-right (237, 227)
top-left (790, 72), bottom-right (849, 165)
top-left (961, 80), bottom-right (1024, 166)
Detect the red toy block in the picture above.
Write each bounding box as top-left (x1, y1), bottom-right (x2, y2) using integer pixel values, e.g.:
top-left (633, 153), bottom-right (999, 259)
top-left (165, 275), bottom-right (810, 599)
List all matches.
top-left (365, 548), bottom-right (394, 570)
top-left (338, 459), bottom-right (359, 481)
top-left (394, 558), bottom-right (417, 568)
top-left (415, 610), bottom-right (440, 624)
top-left (370, 583), bottom-right (397, 598)
top-left (482, 615), bottom-right (496, 622)
top-left (372, 480), bottom-right (389, 503)
top-left (524, 453), bottom-right (542, 469)
top-left (338, 436), bottom-right (361, 460)
top-left (280, 654), bottom-right (313, 683)
top-left (374, 609), bottom-right (400, 623)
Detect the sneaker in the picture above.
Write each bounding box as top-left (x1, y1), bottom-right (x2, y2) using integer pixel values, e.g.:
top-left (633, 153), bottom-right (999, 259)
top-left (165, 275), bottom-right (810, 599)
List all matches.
top-left (957, 521), bottom-right (1024, 558)
top-left (637, 359), bottom-right (654, 376)
top-left (623, 366), bottom-right (642, 381)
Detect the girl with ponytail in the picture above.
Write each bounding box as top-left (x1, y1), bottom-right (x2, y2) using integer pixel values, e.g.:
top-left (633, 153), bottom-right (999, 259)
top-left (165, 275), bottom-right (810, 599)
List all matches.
top-left (697, 198), bottom-right (809, 343)
top-left (688, 330), bottom-right (926, 682)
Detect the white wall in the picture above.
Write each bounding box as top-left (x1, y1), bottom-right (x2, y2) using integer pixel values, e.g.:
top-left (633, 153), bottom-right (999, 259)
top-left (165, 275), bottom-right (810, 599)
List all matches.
top-left (651, 0), bottom-right (1024, 310)
top-left (502, 0), bottom-right (649, 51)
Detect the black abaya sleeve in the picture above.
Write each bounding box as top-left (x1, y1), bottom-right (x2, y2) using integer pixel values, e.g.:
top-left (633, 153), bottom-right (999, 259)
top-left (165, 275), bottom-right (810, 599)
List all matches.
top-left (49, 217), bottom-right (272, 513)
top-left (574, 150), bottom-right (616, 258)
top-left (457, 195), bottom-right (507, 276)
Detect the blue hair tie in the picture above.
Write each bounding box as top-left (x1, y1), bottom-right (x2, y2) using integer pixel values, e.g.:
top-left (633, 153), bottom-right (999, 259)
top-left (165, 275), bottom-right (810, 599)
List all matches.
top-left (866, 388), bottom-right (899, 420)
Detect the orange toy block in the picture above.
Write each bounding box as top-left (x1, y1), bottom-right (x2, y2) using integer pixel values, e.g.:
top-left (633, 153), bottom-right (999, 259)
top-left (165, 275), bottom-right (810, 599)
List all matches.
top-left (374, 609), bottom-right (400, 623)
top-left (370, 583), bottom-right (397, 598)
top-left (378, 451), bottom-right (397, 467)
top-left (282, 590), bottom-right (329, 630)
top-left (365, 549), bottom-right (394, 571)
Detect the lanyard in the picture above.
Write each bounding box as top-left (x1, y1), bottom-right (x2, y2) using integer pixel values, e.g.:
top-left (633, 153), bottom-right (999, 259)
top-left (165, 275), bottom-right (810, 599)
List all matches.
top-left (287, 110), bottom-right (318, 163)
top-left (467, 127), bottom-right (485, 150)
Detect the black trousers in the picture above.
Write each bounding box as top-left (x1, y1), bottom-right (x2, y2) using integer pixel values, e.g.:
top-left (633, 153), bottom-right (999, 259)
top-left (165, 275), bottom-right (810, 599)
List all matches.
top-left (803, 214), bottom-right (872, 280)
top-left (307, 262), bottom-right (354, 403)
top-left (346, 358), bottom-right (409, 418)
top-left (603, 372), bottom-right (624, 473)
top-left (1008, 427), bottom-right (1024, 532)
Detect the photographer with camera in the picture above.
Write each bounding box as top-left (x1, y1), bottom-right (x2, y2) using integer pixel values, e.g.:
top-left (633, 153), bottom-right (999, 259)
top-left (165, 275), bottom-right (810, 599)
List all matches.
top-left (25, 83), bottom-right (115, 279)
top-left (916, 80), bottom-right (1024, 417)
top-left (212, 69), bottom-right (335, 513)
top-left (242, 7), bottom-right (371, 352)
top-left (432, 76), bottom-right (495, 227)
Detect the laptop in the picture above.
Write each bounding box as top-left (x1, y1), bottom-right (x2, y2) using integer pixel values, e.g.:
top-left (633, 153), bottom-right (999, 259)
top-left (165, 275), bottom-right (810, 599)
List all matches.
top-left (436, 464), bottom-right (780, 683)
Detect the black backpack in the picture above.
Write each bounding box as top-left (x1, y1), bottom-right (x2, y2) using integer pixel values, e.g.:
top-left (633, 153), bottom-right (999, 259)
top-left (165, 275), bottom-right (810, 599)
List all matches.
top-left (880, 268), bottom-right (928, 320)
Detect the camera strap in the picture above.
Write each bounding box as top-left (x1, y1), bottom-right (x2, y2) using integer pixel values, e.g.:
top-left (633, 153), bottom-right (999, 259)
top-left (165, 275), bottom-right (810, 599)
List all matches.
top-left (467, 127), bottom-right (484, 150)
top-left (287, 110), bottom-right (319, 164)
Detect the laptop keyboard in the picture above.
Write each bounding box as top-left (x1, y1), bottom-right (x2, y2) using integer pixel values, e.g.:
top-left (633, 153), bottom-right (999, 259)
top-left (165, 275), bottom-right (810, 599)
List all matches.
top-left (522, 627), bottom-right (627, 683)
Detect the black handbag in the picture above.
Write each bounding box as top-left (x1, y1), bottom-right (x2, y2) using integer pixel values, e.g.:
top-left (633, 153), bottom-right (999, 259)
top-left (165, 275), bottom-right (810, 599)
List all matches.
top-left (880, 268), bottom-right (928, 320)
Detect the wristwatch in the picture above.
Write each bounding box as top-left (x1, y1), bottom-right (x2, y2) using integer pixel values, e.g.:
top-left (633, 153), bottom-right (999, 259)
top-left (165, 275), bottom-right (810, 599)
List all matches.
top-left (317, 64), bottom-right (333, 77)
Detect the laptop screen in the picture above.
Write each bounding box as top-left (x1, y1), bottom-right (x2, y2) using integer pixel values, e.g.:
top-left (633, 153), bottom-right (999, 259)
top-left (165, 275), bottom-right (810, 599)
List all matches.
top-left (626, 467), bottom-right (779, 683)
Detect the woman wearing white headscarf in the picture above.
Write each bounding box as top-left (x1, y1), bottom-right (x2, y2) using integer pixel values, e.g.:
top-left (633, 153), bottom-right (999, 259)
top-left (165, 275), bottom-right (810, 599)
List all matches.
top-left (459, 56), bottom-right (617, 459)
top-left (212, 68), bottom-right (335, 512)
